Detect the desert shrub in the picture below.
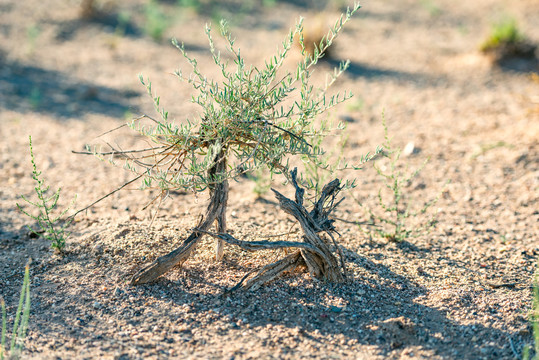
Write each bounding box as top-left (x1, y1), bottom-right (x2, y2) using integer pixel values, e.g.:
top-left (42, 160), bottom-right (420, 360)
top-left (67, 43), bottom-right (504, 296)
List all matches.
top-left (83, 3), bottom-right (381, 287)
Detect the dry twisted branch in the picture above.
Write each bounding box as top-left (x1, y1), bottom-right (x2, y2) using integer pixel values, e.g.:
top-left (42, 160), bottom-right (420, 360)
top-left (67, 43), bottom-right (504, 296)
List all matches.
top-left (212, 168), bottom-right (346, 292)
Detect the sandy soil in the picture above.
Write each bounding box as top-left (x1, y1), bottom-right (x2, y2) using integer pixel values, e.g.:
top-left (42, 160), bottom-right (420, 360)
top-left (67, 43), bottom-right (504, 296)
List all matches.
top-left (1, 0), bottom-right (538, 359)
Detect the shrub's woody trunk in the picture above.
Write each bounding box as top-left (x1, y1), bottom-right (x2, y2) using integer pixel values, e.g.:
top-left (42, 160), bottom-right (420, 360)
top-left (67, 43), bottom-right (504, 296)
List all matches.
top-left (130, 149), bottom-right (228, 285)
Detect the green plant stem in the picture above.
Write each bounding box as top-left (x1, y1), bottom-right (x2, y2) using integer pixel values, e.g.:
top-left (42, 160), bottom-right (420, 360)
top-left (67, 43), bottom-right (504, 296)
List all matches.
top-left (17, 136), bottom-right (75, 253)
top-left (1, 261), bottom-right (31, 360)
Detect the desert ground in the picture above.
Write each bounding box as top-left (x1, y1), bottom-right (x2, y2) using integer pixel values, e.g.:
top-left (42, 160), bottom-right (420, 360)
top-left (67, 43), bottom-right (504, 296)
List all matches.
top-left (0, 0), bottom-right (538, 359)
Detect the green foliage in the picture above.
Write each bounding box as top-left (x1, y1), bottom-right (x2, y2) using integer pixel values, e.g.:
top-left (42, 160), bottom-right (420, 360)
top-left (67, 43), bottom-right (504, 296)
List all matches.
top-left (419, 0), bottom-right (442, 17)
top-left (346, 97), bottom-right (364, 112)
top-left (357, 117), bottom-right (440, 242)
top-left (523, 269), bottom-right (539, 360)
top-left (471, 140), bottom-right (513, 159)
top-left (1, 261), bottom-right (31, 360)
top-left (144, 0), bottom-right (170, 41)
top-left (481, 18), bottom-right (524, 52)
top-left (302, 131), bottom-right (348, 198)
top-left (177, 0), bottom-right (201, 10)
top-left (93, 3), bottom-right (370, 198)
top-left (17, 136), bottom-right (76, 253)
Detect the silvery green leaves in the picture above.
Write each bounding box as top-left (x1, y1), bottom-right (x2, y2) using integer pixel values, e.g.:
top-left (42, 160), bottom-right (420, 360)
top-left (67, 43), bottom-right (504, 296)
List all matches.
top-left (117, 2), bottom-right (361, 194)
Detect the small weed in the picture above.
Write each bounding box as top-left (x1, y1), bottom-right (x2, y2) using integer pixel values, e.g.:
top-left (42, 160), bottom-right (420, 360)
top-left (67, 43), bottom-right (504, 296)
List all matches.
top-left (357, 117), bottom-right (442, 242)
top-left (523, 267), bottom-right (539, 360)
top-left (419, 0), bottom-right (442, 17)
top-left (144, 1), bottom-right (170, 41)
top-left (471, 140), bottom-right (513, 159)
top-left (302, 131), bottom-right (349, 198)
top-left (346, 97), bottom-right (364, 112)
top-left (480, 18), bottom-right (524, 52)
top-left (0, 261), bottom-right (31, 360)
top-left (17, 136), bottom-right (76, 253)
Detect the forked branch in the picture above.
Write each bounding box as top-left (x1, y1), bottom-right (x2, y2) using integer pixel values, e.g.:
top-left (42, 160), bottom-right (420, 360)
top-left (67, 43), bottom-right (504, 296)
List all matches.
top-left (210, 168), bottom-right (346, 292)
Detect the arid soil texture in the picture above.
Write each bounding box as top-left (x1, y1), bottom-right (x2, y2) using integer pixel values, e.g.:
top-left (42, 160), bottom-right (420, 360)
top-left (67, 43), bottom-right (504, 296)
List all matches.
top-left (1, 0), bottom-right (538, 359)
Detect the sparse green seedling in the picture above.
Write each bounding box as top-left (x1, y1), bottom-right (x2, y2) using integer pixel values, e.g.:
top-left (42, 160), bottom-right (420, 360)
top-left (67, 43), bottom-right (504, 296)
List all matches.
top-left (302, 131), bottom-right (349, 198)
top-left (80, 3), bottom-right (379, 288)
top-left (1, 261), bottom-right (31, 360)
top-left (17, 136), bottom-right (76, 253)
top-left (523, 268), bottom-right (539, 360)
top-left (419, 0), bottom-right (442, 17)
top-left (356, 117), bottom-right (441, 242)
top-left (480, 18), bottom-right (524, 52)
top-left (346, 97), bottom-right (364, 112)
top-left (480, 17), bottom-right (537, 66)
top-left (471, 140), bottom-right (514, 159)
top-left (144, 0), bottom-right (170, 41)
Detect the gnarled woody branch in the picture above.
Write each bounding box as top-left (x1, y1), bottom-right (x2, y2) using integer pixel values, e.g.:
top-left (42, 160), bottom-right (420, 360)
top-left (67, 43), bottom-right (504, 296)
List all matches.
top-left (204, 168), bottom-right (346, 291)
top-left (130, 150), bottom-right (228, 285)
top-left (130, 167), bottom-right (346, 290)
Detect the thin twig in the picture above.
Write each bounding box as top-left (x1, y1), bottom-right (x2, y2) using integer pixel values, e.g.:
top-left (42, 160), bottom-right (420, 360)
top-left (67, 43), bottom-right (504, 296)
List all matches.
top-left (95, 123), bottom-right (128, 138)
top-left (196, 228), bottom-right (329, 262)
top-left (72, 146), bottom-right (166, 156)
top-left (68, 173), bottom-right (144, 220)
top-left (263, 228), bottom-right (299, 238)
top-left (332, 216), bottom-right (376, 226)
top-left (325, 231), bottom-right (348, 279)
top-left (70, 141), bottom-right (181, 219)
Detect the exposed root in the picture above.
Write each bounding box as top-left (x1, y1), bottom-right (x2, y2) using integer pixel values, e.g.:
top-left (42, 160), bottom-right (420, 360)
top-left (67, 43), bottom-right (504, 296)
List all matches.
top-left (130, 151), bottom-right (228, 285)
top-left (130, 167), bottom-right (346, 290)
top-left (209, 168), bottom-right (347, 292)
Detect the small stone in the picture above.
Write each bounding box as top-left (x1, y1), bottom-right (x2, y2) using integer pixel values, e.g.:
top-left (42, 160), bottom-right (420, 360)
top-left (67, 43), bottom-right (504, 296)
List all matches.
top-left (403, 141), bottom-right (419, 156)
